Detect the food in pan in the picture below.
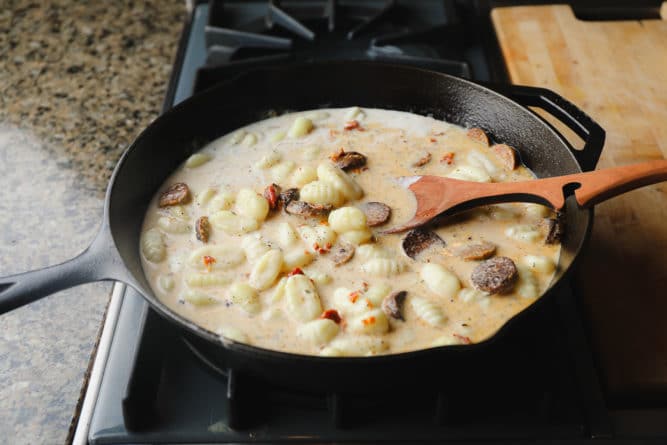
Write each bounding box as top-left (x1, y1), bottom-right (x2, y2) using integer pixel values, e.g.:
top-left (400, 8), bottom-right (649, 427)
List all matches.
top-left (140, 108), bottom-right (561, 356)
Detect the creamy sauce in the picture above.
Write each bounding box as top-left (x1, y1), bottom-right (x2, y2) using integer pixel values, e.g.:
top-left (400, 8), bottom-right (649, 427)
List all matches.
top-left (140, 108), bottom-right (560, 356)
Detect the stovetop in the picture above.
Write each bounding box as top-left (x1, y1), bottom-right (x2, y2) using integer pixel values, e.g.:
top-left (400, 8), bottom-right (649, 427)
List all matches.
top-left (73, 1), bottom-right (667, 444)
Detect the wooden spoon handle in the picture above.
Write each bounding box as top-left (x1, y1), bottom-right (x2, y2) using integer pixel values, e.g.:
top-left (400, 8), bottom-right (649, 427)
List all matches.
top-left (571, 160), bottom-right (667, 208)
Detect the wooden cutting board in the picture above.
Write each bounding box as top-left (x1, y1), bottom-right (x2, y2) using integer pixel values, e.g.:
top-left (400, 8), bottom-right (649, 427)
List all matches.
top-left (492, 4), bottom-right (667, 403)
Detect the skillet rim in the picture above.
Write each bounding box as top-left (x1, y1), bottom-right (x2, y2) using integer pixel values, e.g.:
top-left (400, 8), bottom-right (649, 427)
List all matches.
top-left (104, 61), bottom-right (596, 362)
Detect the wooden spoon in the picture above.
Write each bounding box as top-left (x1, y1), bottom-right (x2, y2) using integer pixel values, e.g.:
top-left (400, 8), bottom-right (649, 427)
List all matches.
top-left (385, 160), bottom-right (667, 233)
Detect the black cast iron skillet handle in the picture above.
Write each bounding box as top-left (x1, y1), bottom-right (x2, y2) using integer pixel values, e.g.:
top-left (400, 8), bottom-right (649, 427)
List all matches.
top-left (0, 226), bottom-right (126, 314)
top-left (487, 84), bottom-right (605, 172)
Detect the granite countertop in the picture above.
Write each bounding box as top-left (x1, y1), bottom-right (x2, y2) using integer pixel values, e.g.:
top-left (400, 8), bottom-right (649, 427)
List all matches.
top-left (0, 1), bottom-right (186, 443)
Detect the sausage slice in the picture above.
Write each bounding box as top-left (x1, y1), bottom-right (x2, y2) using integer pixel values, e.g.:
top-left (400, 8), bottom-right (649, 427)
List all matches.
top-left (453, 242), bottom-right (496, 261)
top-left (330, 242), bottom-right (355, 266)
top-left (159, 183), bottom-right (191, 207)
top-left (382, 291), bottom-right (407, 321)
top-left (402, 229), bottom-right (445, 260)
top-left (285, 200), bottom-right (332, 218)
top-left (331, 149), bottom-right (367, 171)
top-left (195, 216), bottom-right (210, 243)
top-left (544, 216), bottom-right (564, 244)
top-left (467, 128), bottom-right (489, 146)
top-left (279, 188), bottom-right (299, 208)
top-left (492, 144), bottom-right (519, 170)
top-left (471, 257), bottom-right (518, 294)
top-left (360, 202), bottom-right (391, 227)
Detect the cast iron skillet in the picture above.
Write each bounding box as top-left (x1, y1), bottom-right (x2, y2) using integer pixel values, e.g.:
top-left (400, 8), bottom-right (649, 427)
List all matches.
top-left (0, 62), bottom-right (604, 393)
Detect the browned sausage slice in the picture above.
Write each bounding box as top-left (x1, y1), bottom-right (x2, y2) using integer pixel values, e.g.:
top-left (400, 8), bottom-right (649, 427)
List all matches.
top-left (195, 216), bottom-right (211, 243)
top-left (360, 202), bottom-right (391, 226)
top-left (467, 128), bottom-right (489, 146)
top-left (402, 229), bottom-right (445, 260)
top-left (279, 188), bottom-right (299, 208)
top-left (330, 242), bottom-right (355, 266)
top-left (492, 144), bottom-right (519, 170)
top-left (285, 200), bottom-right (332, 218)
top-left (544, 216), bottom-right (564, 244)
top-left (471, 257), bottom-right (518, 294)
top-left (333, 151), bottom-right (367, 171)
top-left (158, 182), bottom-right (191, 207)
top-left (382, 291), bottom-right (407, 321)
top-left (453, 242), bottom-right (496, 261)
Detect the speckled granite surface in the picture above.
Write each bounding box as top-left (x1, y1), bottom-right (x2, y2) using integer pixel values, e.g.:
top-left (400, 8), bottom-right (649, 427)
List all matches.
top-left (0, 1), bottom-right (186, 443)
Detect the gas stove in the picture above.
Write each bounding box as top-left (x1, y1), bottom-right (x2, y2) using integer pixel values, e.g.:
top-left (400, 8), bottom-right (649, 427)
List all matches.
top-left (73, 1), bottom-right (667, 443)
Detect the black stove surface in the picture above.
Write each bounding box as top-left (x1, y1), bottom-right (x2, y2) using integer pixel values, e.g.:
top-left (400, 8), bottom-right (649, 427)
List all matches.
top-left (85, 1), bottom-right (667, 443)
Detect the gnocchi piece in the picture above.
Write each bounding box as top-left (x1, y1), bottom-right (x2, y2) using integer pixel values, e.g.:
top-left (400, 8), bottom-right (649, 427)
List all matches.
top-left (317, 161), bottom-right (363, 200)
top-left (410, 296), bottom-right (448, 327)
top-left (270, 160), bottom-right (296, 183)
top-left (230, 130), bottom-right (247, 144)
top-left (307, 271), bottom-right (332, 286)
top-left (185, 272), bottom-right (232, 287)
top-left (158, 275), bottom-right (175, 292)
top-left (281, 248), bottom-right (314, 271)
top-left (521, 255), bottom-right (556, 274)
top-left (347, 309), bottom-right (389, 335)
top-left (328, 206), bottom-right (367, 233)
top-left (210, 210), bottom-right (259, 235)
top-left (277, 222), bottom-right (299, 248)
top-left (345, 106), bottom-right (365, 121)
top-left (185, 153), bottom-right (211, 168)
top-left (431, 335), bottom-right (459, 347)
top-left (361, 258), bottom-right (405, 277)
top-left (420, 263), bottom-right (461, 298)
top-left (467, 150), bottom-right (498, 176)
top-left (196, 187), bottom-right (217, 207)
top-left (302, 145), bottom-right (321, 161)
top-left (167, 205), bottom-right (189, 220)
top-left (270, 131), bottom-right (286, 143)
top-left (505, 224), bottom-right (541, 243)
top-left (356, 244), bottom-right (390, 262)
top-left (363, 282), bottom-right (392, 306)
top-left (217, 326), bottom-right (247, 343)
top-left (489, 203), bottom-right (519, 221)
top-left (236, 188), bottom-right (270, 222)
top-left (339, 229), bottom-right (373, 246)
top-left (256, 150), bottom-right (281, 169)
top-left (458, 287), bottom-right (489, 303)
top-left (187, 245), bottom-right (245, 270)
top-left (323, 336), bottom-right (388, 357)
top-left (207, 191), bottom-right (235, 212)
top-left (141, 228), bottom-right (166, 263)
top-left (297, 319), bottom-right (339, 346)
top-left (446, 164), bottom-right (492, 183)
top-left (516, 265), bottom-right (539, 299)
top-left (292, 166), bottom-right (318, 187)
top-left (181, 289), bottom-right (218, 306)
top-left (241, 132), bottom-right (257, 146)
top-left (298, 225), bottom-right (337, 253)
top-left (248, 250), bottom-right (283, 291)
top-left (270, 277), bottom-right (288, 302)
top-left (228, 282), bottom-right (260, 314)
top-left (157, 216), bottom-right (190, 234)
top-left (524, 203), bottom-right (551, 218)
top-left (262, 306), bottom-right (285, 321)
top-left (288, 116), bottom-right (314, 138)
top-left (284, 274), bottom-right (322, 322)
top-left (241, 235), bottom-right (271, 262)
top-left (300, 180), bottom-right (345, 206)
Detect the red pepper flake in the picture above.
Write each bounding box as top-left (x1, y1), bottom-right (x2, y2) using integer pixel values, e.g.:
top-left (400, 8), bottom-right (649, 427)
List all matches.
top-left (429, 137), bottom-right (437, 143)
top-left (344, 120), bottom-right (360, 131)
top-left (453, 333), bottom-right (472, 344)
top-left (288, 267), bottom-right (304, 276)
top-left (262, 183), bottom-right (280, 210)
top-left (320, 309), bottom-right (342, 324)
top-left (362, 316), bottom-right (376, 326)
top-left (361, 281), bottom-right (369, 291)
top-left (203, 255), bottom-right (216, 272)
top-left (329, 129), bottom-right (339, 138)
top-left (441, 152), bottom-right (455, 165)
top-left (365, 300), bottom-right (373, 309)
top-left (348, 291), bottom-right (360, 303)
top-left (319, 219), bottom-right (329, 226)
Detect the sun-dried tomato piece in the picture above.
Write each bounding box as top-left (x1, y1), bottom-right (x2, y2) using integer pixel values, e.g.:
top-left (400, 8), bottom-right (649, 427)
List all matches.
top-left (440, 152), bottom-right (455, 165)
top-left (453, 333), bottom-right (473, 344)
top-left (203, 255), bottom-right (216, 272)
top-left (320, 309), bottom-right (342, 324)
top-left (288, 267), bottom-right (304, 276)
top-left (159, 182), bottom-right (191, 207)
top-left (263, 183), bottom-right (281, 210)
top-left (344, 120), bottom-right (360, 130)
top-left (195, 216), bottom-right (210, 243)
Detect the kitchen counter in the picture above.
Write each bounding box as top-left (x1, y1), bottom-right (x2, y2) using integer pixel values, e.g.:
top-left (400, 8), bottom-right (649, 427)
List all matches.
top-left (0, 1), bottom-right (186, 443)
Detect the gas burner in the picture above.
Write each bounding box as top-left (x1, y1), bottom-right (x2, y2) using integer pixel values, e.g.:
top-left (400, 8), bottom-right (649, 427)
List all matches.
top-left (203, 0), bottom-right (471, 79)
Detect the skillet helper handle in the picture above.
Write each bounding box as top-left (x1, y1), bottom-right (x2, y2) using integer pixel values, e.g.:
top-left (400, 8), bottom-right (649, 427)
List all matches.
top-left (502, 85), bottom-right (605, 172)
top-left (0, 228), bottom-right (123, 314)
top-left (573, 160), bottom-right (667, 208)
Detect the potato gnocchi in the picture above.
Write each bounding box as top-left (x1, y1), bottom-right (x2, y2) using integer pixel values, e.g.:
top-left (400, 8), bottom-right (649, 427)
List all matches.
top-left (141, 108), bottom-right (561, 356)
